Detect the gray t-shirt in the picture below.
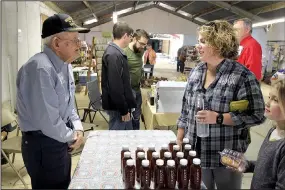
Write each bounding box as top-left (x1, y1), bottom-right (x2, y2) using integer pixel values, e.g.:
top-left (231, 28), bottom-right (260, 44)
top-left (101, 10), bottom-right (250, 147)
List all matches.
top-left (247, 127), bottom-right (285, 189)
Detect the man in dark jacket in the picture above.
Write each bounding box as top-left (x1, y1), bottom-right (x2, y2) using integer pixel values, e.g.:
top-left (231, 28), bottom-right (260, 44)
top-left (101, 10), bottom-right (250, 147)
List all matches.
top-left (101, 22), bottom-right (137, 130)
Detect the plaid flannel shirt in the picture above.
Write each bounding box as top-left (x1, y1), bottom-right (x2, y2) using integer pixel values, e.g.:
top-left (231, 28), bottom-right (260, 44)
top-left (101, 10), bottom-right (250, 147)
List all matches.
top-left (177, 59), bottom-right (265, 169)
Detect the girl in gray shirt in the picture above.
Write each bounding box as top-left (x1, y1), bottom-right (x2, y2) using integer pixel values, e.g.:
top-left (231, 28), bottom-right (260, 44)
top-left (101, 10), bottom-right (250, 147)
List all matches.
top-left (241, 79), bottom-right (285, 189)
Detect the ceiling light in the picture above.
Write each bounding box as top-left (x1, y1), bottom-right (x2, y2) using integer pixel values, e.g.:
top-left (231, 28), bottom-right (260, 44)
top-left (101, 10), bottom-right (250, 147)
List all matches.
top-left (113, 12), bottom-right (118, 24)
top-left (253, 17), bottom-right (285, 28)
top-left (83, 18), bottom-right (98, 25)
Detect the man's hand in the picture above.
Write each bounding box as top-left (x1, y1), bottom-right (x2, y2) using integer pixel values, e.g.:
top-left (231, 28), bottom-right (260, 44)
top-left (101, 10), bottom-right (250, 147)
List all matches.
top-left (195, 110), bottom-right (218, 124)
top-left (69, 131), bottom-right (84, 152)
top-left (122, 113), bottom-right (131, 122)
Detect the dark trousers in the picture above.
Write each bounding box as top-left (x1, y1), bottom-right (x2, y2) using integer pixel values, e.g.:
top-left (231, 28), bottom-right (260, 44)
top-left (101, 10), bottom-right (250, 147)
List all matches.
top-left (132, 90), bottom-right (142, 130)
top-left (180, 62), bottom-right (185, 73)
top-left (21, 132), bottom-right (71, 189)
top-left (177, 61), bottom-right (181, 72)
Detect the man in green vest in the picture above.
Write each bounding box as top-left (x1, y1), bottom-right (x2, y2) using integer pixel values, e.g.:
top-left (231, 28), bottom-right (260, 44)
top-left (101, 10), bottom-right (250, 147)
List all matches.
top-left (124, 29), bottom-right (150, 130)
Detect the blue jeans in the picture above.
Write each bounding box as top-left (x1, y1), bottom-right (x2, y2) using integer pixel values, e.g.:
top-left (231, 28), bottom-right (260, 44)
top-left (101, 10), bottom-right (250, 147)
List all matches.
top-left (107, 110), bottom-right (133, 130)
top-left (132, 90), bottom-right (142, 130)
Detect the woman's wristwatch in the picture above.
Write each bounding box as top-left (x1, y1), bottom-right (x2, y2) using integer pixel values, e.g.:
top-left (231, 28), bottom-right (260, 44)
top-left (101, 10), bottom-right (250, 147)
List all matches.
top-left (216, 113), bottom-right (224, 124)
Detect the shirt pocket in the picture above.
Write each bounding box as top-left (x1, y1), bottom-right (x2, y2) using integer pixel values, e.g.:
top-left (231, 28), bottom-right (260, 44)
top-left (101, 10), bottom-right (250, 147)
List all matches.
top-left (210, 84), bottom-right (235, 113)
top-left (55, 73), bottom-right (68, 103)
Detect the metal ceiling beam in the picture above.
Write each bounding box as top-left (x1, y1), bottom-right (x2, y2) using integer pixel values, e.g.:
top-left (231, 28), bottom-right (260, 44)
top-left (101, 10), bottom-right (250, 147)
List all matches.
top-left (175, 1), bottom-right (195, 12)
top-left (192, 1), bottom-right (240, 19)
top-left (208, 1), bottom-right (265, 22)
top-left (72, 1), bottom-right (128, 21)
top-left (43, 2), bottom-right (68, 15)
top-left (43, 2), bottom-right (81, 25)
top-left (84, 4), bottom-right (156, 28)
top-left (82, 1), bottom-right (97, 18)
top-left (133, 1), bottom-right (140, 10)
top-left (223, 2), bottom-right (285, 22)
top-left (154, 5), bottom-right (203, 25)
top-left (251, 2), bottom-right (285, 15)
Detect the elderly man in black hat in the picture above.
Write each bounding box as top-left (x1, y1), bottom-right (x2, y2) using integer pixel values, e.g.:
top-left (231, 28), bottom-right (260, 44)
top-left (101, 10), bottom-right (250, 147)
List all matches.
top-left (16, 14), bottom-right (90, 189)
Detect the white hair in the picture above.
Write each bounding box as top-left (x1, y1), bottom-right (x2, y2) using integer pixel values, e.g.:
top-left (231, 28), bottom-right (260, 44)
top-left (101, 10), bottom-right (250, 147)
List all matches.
top-left (43, 34), bottom-right (57, 47)
top-left (43, 32), bottom-right (67, 47)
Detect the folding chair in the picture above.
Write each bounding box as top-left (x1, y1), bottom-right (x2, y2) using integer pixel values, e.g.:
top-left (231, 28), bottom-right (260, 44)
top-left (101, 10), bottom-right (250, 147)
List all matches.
top-left (81, 79), bottom-right (109, 127)
top-left (1, 120), bottom-right (28, 189)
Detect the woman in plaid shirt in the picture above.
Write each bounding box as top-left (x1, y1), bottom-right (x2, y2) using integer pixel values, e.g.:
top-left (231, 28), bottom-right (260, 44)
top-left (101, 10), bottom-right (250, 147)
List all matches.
top-left (176, 20), bottom-right (265, 189)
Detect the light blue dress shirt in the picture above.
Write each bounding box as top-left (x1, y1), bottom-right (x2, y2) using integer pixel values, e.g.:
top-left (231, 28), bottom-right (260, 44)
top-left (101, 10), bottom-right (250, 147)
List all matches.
top-left (16, 45), bottom-right (83, 143)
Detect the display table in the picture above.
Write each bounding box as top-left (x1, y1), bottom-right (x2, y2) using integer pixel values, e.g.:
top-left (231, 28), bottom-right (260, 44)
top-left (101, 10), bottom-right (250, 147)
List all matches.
top-left (69, 130), bottom-right (206, 189)
top-left (140, 88), bottom-right (180, 130)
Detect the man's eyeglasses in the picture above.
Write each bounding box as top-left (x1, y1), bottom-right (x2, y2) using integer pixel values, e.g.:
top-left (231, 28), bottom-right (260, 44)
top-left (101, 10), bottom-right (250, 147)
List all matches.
top-left (56, 37), bottom-right (81, 46)
top-left (137, 41), bottom-right (147, 47)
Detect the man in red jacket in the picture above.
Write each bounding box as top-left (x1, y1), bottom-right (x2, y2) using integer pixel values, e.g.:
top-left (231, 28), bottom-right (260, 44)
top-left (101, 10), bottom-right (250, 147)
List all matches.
top-left (234, 18), bottom-right (262, 81)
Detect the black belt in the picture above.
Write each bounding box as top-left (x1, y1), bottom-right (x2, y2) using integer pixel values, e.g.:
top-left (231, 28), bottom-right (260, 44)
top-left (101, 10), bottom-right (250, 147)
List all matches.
top-left (22, 121), bottom-right (74, 136)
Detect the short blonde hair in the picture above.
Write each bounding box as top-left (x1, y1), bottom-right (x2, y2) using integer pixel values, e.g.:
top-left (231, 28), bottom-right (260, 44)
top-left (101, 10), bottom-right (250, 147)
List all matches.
top-left (273, 79), bottom-right (285, 116)
top-left (198, 20), bottom-right (239, 59)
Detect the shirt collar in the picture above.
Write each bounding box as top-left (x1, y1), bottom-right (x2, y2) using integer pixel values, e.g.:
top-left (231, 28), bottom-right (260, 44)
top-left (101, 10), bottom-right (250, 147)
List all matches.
top-left (109, 42), bottom-right (126, 56)
top-left (43, 45), bottom-right (65, 72)
top-left (199, 59), bottom-right (227, 74)
top-left (240, 35), bottom-right (252, 45)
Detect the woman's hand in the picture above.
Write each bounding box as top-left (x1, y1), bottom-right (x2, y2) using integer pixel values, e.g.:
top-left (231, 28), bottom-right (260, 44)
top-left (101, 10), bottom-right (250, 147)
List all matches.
top-left (196, 110), bottom-right (218, 124)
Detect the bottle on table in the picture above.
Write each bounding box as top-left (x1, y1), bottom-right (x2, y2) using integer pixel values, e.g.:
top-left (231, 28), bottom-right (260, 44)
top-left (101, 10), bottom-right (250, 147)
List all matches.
top-left (136, 145), bottom-right (145, 161)
top-left (151, 152), bottom-right (160, 182)
top-left (182, 138), bottom-right (189, 152)
top-left (183, 144), bottom-right (191, 159)
top-left (172, 145), bottom-right (180, 160)
top-left (175, 152), bottom-right (184, 169)
top-left (178, 159), bottom-right (189, 189)
top-left (169, 139), bottom-right (176, 152)
top-left (147, 145), bottom-right (156, 162)
top-left (196, 93), bottom-right (209, 137)
top-left (121, 145), bottom-right (130, 164)
top-left (140, 160), bottom-right (151, 189)
top-left (187, 150), bottom-right (197, 168)
top-left (122, 151), bottom-right (131, 181)
top-left (166, 160), bottom-right (176, 189)
top-left (154, 159), bottom-right (165, 189)
top-left (124, 159), bottom-right (136, 189)
top-left (160, 144), bottom-right (169, 159)
top-left (190, 158), bottom-right (202, 190)
top-left (136, 152), bottom-right (146, 182)
top-left (163, 152), bottom-right (172, 166)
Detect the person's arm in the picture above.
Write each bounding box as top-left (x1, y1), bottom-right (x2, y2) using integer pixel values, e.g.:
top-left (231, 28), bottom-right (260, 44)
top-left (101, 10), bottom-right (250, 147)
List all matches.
top-left (21, 66), bottom-right (75, 143)
top-left (105, 54), bottom-right (129, 116)
top-left (151, 51), bottom-right (156, 65)
top-left (226, 74), bottom-right (266, 128)
top-left (244, 45), bottom-right (262, 81)
top-left (244, 160), bottom-right (256, 173)
top-left (68, 64), bottom-right (84, 133)
top-left (276, 148), bottom-right (285, 189)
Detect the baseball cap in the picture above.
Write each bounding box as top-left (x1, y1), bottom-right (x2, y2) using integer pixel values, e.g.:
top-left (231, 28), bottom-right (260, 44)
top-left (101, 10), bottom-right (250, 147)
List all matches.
top-left (41, 14), bottom-right (90, 39)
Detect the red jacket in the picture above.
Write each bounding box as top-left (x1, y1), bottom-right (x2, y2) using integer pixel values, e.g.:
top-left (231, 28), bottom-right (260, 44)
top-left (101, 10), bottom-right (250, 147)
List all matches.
top-left (237, 35), bottom-right (262, 80)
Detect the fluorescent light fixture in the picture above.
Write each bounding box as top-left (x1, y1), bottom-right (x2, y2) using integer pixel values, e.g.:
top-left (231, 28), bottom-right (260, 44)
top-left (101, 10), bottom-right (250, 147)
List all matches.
top-left (117, 7), bottom-right (133, 16)
top-left (177, 10), bottom-right (191, 17)
top-left (83, 18), bottom-right (98, 25)
top-left (253, 17), bottom-right (285, 28)
top-left (158, 3), bottom-right (175, 11)
top-left (113, 12), bottom-right (118, 24)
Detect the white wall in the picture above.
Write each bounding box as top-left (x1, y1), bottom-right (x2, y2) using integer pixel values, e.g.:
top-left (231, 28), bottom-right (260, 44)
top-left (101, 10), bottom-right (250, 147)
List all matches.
top-left (183, 34), bottom-right (198, 46)
top-left (2, 1), bottom-right (56, 108)
top-left (82, 8), bottom-right (199, 45)
top-left (252, 22), bottom-right (285, 55)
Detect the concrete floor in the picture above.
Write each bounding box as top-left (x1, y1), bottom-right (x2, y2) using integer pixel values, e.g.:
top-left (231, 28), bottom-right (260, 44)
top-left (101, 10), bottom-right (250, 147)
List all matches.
top-left (1, 58), bottom-right (272, 189)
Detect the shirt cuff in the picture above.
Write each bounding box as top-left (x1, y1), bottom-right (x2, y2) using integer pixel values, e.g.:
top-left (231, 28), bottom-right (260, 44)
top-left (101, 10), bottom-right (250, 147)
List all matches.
top-left (72, 120), bottom-right (84, 131)
top-left (229, 111), bottom-right (243, 126)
